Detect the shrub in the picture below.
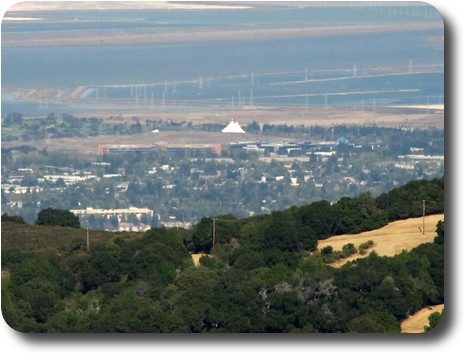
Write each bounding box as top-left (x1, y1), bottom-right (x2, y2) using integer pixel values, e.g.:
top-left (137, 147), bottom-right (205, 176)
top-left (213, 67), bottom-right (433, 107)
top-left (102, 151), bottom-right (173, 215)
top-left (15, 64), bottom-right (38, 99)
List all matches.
top-left (321, 246), bottom-right (333, 255)
top-left (359, 240), bottom-right (375, 250)
top-left (341, 243), bottom-right (357, 258)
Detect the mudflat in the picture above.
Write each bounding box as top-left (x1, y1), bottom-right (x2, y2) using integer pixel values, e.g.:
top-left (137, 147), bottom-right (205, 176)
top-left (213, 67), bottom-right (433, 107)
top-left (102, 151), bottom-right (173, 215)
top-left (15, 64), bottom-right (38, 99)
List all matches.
top-left (2, 22), bottom-right (442, 48)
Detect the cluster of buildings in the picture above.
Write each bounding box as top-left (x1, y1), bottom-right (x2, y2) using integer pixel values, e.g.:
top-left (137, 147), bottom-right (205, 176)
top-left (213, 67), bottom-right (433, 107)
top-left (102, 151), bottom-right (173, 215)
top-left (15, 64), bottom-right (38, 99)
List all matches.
top-left (70, 206), bottom-right (155, 232)
top-left (97, 120), bottom-right (341, 158)
top-left (229, 140), bottom-right (340, 155)
top-left (2, 119), bottom-right (444, 231)
top-left (97, 140), bottom-right (338, 158)
top-left (98, 143), bottom-right (222, 156)
top-left (97, 119), bottom-right (246, 156)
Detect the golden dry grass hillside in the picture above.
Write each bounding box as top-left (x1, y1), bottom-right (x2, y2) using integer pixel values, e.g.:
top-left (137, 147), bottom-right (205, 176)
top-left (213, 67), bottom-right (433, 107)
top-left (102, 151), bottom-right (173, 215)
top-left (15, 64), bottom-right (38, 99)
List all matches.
top-left (318, 214), bottom-right (444, 268)
top-left (401, 304), bottom-right (444, 333)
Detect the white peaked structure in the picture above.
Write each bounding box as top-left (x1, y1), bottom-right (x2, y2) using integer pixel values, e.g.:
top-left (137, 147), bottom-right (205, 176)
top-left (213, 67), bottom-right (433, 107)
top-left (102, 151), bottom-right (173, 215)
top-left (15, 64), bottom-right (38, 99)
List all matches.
top-left (221, 120), bottom-right (246, 133)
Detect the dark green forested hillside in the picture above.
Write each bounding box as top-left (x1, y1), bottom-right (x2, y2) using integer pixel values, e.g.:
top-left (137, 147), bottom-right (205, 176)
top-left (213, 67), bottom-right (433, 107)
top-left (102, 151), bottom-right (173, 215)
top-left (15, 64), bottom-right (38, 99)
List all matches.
top-left (1, 178), bottom-right (444, 333)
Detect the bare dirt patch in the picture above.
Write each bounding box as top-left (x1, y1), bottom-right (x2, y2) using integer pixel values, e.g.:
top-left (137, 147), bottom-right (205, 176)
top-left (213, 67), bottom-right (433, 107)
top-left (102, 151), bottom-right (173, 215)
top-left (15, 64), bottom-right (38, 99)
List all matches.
top-left (191, 253), bottom-right (208, 267)
top-left (318, 214), bottom-right (444, 268)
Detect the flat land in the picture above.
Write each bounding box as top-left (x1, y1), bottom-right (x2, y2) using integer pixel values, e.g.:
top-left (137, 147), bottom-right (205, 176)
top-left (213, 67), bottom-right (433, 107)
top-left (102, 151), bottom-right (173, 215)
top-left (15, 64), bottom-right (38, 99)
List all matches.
top-left (96, 105), bottom-right (443, 128)
top-left (2, 129), bottom-right (272, 155)
top-left (318, 214), bottom-right (444, 268)
top-left (1, 105), bottom-right (444, 154)
top-left (401, 304), bottom-right (444, 333)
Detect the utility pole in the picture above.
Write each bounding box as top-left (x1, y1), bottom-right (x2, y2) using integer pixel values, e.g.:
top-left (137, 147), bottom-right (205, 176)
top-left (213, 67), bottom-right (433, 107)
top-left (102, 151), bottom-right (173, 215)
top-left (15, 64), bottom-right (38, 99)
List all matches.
top-left (212, 218), bottom-right (216, 252)
top-left (86, 226), bottom-right (90, 251)
top-left (422, 200), bottom-right (426, 235)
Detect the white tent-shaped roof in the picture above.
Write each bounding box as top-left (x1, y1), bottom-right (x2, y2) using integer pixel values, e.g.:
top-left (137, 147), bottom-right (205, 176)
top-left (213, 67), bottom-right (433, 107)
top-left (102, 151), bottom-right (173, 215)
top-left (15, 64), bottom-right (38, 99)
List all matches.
top-left (221, 120), bottom-right (246, 133)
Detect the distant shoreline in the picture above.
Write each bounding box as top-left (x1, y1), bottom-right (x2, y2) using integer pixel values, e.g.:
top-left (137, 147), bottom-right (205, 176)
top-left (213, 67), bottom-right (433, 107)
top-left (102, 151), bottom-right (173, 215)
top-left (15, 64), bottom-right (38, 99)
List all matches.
top-left (4, 1), bottom-right (432, 12)
top-left (2, 22), bottom-right (442, 48)
top-left (5, 1), bottom-right (254, 12)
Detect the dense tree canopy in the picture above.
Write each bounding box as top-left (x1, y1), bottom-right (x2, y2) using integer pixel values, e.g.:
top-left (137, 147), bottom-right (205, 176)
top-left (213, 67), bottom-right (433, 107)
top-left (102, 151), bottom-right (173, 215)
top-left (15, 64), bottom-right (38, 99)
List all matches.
top-left (376, 178), bottom-right (444, 221)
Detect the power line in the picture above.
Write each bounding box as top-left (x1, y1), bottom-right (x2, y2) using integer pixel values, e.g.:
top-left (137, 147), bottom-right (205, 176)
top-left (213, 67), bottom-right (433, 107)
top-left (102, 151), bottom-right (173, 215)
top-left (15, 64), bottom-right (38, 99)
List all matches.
top-left (420, 199), bottom-right (444, 235)
top-left (209, 216), bottom-right (243, 253)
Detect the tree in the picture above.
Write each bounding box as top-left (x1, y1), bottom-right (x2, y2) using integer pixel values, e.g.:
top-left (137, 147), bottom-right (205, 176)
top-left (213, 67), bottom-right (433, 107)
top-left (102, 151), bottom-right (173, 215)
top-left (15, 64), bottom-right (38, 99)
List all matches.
top-left (191, 217), bottom-right (213, 252)
top-left (246, 121), bottom-right (261, 134)
top-left (375, 178), bottom-right (444, 221)
top-left (80, 242), bottom-right (122, 292)
top-left (265, 291), bottom-right (310, 332)
top-left (425, 311), bottom-right (442, 332)
top-left (333, 193), bottom-right (388, 234)
top-left (347, 312), bottom-right (400, 333)
top-left (435, 220), bottom-right (444, 245)
top-left (168, 266), bottom-right (221, 332)
top-left (2, 213), bottom-right (27, 224)
top-left (35, 208), bottom-right (80, 228)
top-left (299, 200), bottom-right (335, 238)
top-left (4, 112), bottom-right (23, 125)
top-left (321, 245), bottom-right (333, 255)
top-left (264, 210), bottom-right (316, 253)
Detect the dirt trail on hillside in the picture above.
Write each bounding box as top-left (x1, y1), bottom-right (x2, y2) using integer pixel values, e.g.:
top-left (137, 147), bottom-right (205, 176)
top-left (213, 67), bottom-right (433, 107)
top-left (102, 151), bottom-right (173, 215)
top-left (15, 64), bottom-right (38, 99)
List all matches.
top-left (318, 214), bottom-right (444, 268)
top-left (401, 304), bottom-right (444, 333)
top-left (191, 253), bottom-right (203, 267)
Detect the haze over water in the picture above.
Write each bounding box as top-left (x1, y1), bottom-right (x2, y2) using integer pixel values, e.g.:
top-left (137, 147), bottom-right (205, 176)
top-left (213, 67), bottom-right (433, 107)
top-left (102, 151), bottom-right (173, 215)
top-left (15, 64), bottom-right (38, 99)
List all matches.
top-left (1, 3), bottom-right (444, 115)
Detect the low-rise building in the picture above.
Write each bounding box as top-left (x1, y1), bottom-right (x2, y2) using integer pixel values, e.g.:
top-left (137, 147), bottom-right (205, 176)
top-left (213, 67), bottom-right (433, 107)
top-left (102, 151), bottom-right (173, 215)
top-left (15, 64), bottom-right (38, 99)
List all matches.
top-left (155, 143), bottom-right (222, 156)
top-left (43, 174), bottom-right (95, 185)
top-left (98, 144), bottom-right (155, 155)
top-left (71, 206), bottom-right (154, 220)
